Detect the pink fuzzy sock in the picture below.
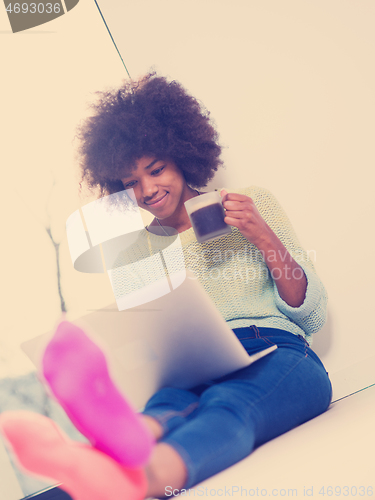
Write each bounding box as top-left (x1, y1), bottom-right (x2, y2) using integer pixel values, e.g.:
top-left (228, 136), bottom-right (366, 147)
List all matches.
top-left (0, 411), bottom-right (147, 500)
top-left (42, 321), bottom-right (154, 467)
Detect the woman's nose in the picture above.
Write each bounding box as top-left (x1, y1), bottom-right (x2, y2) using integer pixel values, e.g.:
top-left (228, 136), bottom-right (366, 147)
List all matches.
top-left (140, 178), bottom-right (158, 199)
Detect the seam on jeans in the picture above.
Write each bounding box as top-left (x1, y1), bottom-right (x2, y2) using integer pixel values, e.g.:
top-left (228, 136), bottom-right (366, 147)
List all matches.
top-left (259, 336), bottom-right (275, 347)
top-left (244, 326), bottom-right (277, 347)
top-left (251, 325), bottom-right (260, 337)
top-left (297, 334), bottom-right (310, 357)
top-left (302, 338), bottom-right (308, 358)
top-left (151, 402), bottom-right (199, 426)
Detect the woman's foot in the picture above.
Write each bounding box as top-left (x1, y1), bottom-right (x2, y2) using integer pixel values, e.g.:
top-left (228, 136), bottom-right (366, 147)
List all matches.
top-left (0, 411), bottom-right (147, 500)
top-left (42, 320), bottom-right (154, 467)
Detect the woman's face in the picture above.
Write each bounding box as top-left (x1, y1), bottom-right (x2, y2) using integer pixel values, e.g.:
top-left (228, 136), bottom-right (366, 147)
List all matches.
top-left (121, 156), bottom-right (195, 222)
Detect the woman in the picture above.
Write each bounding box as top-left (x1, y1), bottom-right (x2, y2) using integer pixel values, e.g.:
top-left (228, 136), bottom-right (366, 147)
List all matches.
top-left (0, 73), bottom-right (331, 500)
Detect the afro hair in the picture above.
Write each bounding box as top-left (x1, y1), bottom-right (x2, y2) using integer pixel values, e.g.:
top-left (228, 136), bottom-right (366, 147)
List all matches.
top-left (77, 73), bottom-right (223, 196)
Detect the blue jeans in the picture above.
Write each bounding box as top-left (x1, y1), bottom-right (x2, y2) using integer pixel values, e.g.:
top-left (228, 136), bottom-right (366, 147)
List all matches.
top-left (142, 326), bottom-right (332, 489)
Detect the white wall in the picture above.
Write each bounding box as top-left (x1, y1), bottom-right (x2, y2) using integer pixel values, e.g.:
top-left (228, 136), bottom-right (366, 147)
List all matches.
top-left (0, 1), bottom-right (122, 377)
top-left (94, 0), bottom-right (375, 377)
top-left (1, 1), bottom-right (374, 382)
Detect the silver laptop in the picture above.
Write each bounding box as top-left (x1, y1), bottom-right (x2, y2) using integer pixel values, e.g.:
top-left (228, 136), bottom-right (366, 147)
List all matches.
top-left (21, 272), bottom-right (276, 409)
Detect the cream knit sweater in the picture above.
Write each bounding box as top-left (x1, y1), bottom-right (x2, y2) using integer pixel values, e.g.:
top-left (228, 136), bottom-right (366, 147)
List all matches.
top-left (110, 186), bottom-right (327, 345)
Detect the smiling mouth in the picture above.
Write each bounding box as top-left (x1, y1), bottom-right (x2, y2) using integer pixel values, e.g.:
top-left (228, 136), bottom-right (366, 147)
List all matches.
top-left (144, 193), bottom-right (168, 206)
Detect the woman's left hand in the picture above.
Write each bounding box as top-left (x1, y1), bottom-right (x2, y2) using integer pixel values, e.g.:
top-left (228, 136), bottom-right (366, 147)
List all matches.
top-left (221, 189), bottom-right (271, 248)
top-left (221, 189), bottom-right (308, 307)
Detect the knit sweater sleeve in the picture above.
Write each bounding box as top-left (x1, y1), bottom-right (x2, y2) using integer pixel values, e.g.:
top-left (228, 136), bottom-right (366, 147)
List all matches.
top-left (248, 186), bottom-right (328, 336)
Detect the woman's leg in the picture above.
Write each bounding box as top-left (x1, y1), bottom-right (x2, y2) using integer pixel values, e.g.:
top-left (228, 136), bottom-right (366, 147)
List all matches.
top-left (151, 330), bottom-right (332, 491)
top-left (38, 320), bottom-right (204, 497)
top-left (141, 415), bottom-right (164, 440)
top-left (0, 410), bottom-right (187, 500)
top-left (42, 321), bottom-right (155, 467)
top-left (144, 442), bottom-right (188, 496)
top-left (140, 386), bottom-right (203, 496)
top-left (0, 411), bottom-right (148, 500)
top-left (137, 341), bottom-right (332, 499)
top-left (136, 328), bottom-right (331, 496)
top-left (6, 324), bottom-right (330, 499)
top-left (142, 386), bottom-right (202, 436)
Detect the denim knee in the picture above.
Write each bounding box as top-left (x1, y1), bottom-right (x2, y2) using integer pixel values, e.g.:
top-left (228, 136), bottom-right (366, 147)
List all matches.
top-left (197, 383), bottom-right (254, 426)
top-left (142, 387), bottom-right (199, 435)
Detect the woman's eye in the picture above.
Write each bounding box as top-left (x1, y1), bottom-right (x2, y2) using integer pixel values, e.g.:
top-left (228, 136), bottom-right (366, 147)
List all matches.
top-left (124, 180), bottom-right (136, 189)
top-left (151, 166), bottom-right (165, 176)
